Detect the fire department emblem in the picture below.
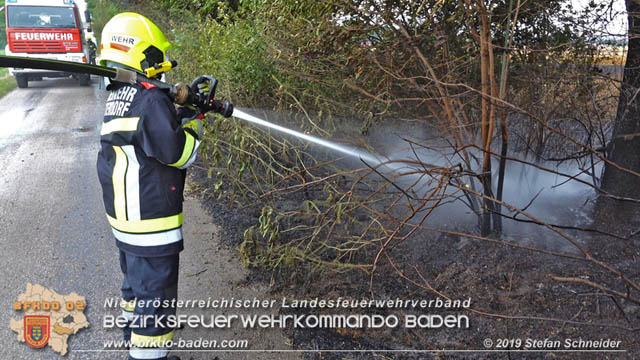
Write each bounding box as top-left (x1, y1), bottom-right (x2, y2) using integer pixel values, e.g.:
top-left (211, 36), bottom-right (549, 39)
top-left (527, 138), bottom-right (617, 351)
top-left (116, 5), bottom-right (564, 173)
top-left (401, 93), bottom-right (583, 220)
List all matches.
top-left (24, 315), bottom-right (50, 348)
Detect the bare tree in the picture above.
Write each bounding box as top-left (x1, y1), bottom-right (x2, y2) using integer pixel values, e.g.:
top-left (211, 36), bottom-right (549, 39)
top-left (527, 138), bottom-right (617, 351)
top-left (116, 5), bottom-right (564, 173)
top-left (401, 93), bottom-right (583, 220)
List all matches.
top-left (600, 0), bottom-right (640, 227)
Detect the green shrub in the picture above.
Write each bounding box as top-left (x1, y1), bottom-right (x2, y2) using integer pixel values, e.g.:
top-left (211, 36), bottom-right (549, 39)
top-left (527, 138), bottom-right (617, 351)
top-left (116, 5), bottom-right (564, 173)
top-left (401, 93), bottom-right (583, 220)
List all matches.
top-left (163, 4), bottom-right (276, 107)
top-left (86, 0), bottom-right (125, 44)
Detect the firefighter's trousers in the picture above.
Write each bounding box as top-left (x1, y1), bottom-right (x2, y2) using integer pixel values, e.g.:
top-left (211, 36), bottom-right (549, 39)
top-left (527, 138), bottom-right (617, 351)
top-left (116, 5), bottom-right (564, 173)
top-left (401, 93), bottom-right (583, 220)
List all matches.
top-left (119, 250), bottom-right (179, 360)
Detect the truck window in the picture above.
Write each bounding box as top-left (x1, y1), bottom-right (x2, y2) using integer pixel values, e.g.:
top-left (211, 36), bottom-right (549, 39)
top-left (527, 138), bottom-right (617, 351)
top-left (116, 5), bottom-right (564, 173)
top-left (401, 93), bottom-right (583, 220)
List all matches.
top-left (7, 6), bottom-right (77, 29)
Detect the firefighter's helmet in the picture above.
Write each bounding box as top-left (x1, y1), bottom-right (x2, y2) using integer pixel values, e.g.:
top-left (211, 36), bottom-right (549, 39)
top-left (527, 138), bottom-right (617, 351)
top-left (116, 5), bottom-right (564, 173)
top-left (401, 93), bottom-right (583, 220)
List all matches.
top-left (97, 12), bottom-right (171, 73)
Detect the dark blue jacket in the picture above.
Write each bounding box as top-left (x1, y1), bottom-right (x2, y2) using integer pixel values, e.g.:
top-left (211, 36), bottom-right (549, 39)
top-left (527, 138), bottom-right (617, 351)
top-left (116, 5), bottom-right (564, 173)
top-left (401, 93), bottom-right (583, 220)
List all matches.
top-left (97, 81), bottom-right (197, 257)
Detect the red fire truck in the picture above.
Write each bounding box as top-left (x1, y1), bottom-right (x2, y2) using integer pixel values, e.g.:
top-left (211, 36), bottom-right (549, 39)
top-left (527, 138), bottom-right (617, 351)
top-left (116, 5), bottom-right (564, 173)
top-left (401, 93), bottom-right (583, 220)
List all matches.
top-left (4, 0), bottom-right (92, 88)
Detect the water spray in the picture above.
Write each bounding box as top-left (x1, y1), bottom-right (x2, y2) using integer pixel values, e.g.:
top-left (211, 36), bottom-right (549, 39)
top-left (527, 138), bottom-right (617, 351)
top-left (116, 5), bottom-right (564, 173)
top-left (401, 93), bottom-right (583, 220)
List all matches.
top-left (231, 108), bottom-right (385, 167)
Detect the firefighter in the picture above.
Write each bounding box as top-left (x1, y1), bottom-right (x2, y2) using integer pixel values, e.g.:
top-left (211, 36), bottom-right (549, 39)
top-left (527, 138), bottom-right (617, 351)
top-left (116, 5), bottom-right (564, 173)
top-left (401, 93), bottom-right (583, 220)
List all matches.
top-left (96, 12), bottom-right (212, 360)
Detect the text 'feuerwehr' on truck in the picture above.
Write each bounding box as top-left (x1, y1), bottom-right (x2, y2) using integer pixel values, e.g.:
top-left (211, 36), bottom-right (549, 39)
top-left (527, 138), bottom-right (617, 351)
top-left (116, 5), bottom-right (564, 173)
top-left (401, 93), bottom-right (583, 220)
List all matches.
top-left (4, 0), bottom-right (96, 88)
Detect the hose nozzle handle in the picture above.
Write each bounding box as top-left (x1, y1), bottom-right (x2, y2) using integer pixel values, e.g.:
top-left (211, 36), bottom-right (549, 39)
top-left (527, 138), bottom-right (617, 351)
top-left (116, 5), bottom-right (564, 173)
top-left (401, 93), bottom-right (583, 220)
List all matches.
top-left (170, 81), bottom-right (233, 118)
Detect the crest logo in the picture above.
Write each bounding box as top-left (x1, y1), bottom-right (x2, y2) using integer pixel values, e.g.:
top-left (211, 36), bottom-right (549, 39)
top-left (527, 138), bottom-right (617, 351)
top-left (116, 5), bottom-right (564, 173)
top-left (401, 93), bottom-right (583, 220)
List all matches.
top-left (24, 315), bottom-right (50, 348)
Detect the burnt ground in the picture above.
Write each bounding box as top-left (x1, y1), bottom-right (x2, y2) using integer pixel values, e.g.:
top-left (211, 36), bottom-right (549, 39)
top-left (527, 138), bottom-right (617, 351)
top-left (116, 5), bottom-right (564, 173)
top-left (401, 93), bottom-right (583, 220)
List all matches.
top-left (188, 114), bottom-right (640, 359)
top-left (190, 165), bottom-right (639, 360)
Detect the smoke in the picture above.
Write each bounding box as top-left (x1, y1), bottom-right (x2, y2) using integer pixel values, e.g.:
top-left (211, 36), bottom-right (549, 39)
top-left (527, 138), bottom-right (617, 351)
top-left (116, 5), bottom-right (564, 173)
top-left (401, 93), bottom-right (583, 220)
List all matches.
top-left (231, 108), bottom-right (596, 252)
top-left (367, 121), bottom-right (598, 252)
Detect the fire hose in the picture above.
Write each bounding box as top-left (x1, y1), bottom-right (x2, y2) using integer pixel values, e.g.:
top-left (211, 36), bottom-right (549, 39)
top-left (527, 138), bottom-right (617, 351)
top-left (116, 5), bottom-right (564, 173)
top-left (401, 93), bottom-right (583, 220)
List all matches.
top-left (0, 55), bottom-right (233, 117)
top-left (0, 55), bottom-right (385, 166)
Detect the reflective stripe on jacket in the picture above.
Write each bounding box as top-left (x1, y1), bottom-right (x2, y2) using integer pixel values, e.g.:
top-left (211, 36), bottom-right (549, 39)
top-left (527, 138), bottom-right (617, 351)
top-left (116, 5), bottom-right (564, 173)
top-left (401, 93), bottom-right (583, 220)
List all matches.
top-left (97, 81), bottom-right (198, 257)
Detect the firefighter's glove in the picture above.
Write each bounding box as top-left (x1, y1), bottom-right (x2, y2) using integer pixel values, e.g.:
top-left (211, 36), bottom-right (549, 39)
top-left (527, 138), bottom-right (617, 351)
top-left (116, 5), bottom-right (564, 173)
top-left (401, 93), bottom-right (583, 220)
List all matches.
top-left (181, 117), bottom-right (203, 139)
top-left (195, 82), bottom-right (210, 95)
top-left (187, 76), bottom-right (233, 117)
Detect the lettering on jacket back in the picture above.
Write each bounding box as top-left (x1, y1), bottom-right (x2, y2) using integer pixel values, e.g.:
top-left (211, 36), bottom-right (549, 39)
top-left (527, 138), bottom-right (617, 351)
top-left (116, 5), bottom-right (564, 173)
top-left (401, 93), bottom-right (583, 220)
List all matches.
top-left (104, 86), bottom-right (138, 117)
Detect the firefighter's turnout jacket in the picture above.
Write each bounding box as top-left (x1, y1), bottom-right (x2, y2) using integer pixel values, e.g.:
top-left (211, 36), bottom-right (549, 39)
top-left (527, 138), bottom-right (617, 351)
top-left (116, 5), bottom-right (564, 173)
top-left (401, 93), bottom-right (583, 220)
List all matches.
top-left (97, 81), bottom-right (198, 257)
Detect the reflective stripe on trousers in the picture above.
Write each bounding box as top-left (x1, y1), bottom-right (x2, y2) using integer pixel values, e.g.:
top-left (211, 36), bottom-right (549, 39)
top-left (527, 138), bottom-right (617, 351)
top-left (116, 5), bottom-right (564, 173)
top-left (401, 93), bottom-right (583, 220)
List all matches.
top-left (129, 346), bottom-right (169, 359)
top-left (112, 227), bottom-right (182, 247)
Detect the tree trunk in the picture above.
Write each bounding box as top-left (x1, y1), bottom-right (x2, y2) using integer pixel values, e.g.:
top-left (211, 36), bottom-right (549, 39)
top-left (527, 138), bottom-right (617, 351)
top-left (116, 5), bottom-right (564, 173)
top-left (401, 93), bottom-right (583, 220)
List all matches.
top-left (477, 0), bottom-right (496, 236)
top-left (599, 0), bottom-right (640, 226)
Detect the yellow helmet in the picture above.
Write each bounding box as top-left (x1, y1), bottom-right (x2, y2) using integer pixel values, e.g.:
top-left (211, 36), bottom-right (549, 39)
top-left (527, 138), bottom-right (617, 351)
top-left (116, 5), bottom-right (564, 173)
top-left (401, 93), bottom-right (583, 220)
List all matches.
top-left (97, 12), bottom-right (172, 73)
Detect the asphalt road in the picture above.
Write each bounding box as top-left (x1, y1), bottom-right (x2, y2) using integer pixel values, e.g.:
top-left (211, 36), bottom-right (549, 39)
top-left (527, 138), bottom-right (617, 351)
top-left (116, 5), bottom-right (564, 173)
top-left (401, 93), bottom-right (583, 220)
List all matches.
top-left (0, 76), bottom-right (298, 360)
top-left (0, 76), bottom-right (121, 359)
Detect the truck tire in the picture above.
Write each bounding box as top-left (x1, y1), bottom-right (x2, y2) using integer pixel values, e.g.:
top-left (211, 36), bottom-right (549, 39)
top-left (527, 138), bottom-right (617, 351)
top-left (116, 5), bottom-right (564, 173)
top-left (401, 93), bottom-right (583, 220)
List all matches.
top-left (78, 74), bottom-right (90, 86)
top-left (16, 75), bottom-right (28, 88)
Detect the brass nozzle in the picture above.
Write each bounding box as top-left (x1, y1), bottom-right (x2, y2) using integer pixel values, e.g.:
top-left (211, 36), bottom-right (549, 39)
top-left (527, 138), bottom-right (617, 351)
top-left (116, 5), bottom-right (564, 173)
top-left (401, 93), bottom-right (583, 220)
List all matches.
top-left (172, 82), bottom-right (190, 105)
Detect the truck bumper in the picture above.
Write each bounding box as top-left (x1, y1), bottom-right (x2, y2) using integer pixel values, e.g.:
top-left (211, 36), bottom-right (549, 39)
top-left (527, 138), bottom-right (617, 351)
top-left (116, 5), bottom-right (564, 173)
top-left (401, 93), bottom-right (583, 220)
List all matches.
top-left (6, 51), bottom-right (87, 78)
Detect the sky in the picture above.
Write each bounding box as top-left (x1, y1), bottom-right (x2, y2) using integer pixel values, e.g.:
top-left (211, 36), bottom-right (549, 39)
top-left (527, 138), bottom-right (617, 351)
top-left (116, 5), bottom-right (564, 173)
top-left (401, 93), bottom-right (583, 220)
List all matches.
top-left (571, 0), bottom-right (627, 36)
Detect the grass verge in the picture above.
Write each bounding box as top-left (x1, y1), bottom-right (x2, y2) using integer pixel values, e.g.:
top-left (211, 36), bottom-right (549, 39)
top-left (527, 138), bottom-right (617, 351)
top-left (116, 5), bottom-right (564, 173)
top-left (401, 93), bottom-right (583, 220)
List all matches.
top-left (0, 49), bottom-right (17, 98)
top-left (0, 76), bottom-right (17, 99)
